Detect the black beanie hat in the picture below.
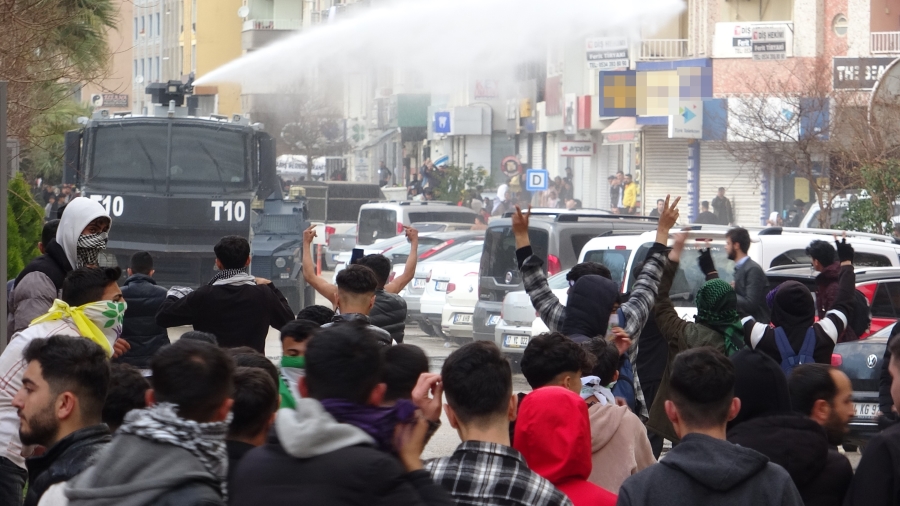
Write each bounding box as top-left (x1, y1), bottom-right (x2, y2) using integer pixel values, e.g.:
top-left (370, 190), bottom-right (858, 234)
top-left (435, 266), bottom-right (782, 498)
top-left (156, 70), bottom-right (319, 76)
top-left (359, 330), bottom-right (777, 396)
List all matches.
top-left (771, 281), bottom-right (815, 329)
top-left (727, 348), bottom-right (792, 430)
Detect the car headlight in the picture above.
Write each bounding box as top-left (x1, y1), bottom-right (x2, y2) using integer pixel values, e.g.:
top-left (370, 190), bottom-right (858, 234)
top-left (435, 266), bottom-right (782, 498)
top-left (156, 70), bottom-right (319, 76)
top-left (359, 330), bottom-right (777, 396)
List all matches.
top-left (275, 257), bottom-right (287, 268)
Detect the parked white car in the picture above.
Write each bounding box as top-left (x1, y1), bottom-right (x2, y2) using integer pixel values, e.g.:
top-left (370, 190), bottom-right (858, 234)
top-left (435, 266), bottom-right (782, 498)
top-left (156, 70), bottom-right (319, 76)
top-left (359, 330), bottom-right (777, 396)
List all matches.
top-left (417, 243), bottom-right (484, 335)
top-left (440, 272), bottom-right (479, 341)
top-left (494, 270), bottom-right (570, 356)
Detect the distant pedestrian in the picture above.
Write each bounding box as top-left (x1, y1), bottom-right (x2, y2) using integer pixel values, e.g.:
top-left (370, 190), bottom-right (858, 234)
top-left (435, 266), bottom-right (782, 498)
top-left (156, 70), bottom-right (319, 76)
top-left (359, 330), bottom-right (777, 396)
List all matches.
top-left (608, 176), bottom-right (622, 213)
top-left (726, 227), bottom-right (770, 323)
top-left (43, 195), bottom-right (58, 222)
top-left (277, 319), bottom-right (318, 409)
top-left (117, 252), bottom-right (170, 369)
top-left (712, 187), bottom-right (734, 225)
top-left (378, 161), bottom-right (392, 187)
top-left (617, 348), bottom-right (803, 506)
top-left (295, 304), bottom-right (334, 325)
top-left (648, 199), bottom-right (664, 218)
top-left (622, 174), bottom-right (637, 214)
top-left (694, 200), bottom-right (718, 224)
top-left (156, 236), bottom-right (295, 353)
top-left (101, 363), bottom-right (149, 433)
top-left (807, 240), bottom-right (863, 342)
top-left (320, 265), bottom-right (392, 345)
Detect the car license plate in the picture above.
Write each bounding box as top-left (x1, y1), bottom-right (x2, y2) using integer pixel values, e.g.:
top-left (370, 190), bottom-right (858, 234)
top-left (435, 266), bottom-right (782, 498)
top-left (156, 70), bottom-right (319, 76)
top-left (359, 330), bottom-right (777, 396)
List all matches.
top-left (412, 278), bottom-right (425, 289)
top-left (453, 314), bottom-right (472, 324)
top-left (504, 335), bottom-right (529, 348)
top-left (855, 402), bottom-right (879, 419)
top-left (487, 315), bottom-right (501, 326)
top-left (435, 281), bottom-right (448, 291)
top-left (280, 273), bottom-right (290, 279)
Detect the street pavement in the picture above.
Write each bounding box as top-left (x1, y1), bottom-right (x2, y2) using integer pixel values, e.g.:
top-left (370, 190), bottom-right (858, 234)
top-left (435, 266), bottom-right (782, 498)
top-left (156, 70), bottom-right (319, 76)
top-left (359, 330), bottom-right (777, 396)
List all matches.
top-left (166, 270), bottom-right (863, 466)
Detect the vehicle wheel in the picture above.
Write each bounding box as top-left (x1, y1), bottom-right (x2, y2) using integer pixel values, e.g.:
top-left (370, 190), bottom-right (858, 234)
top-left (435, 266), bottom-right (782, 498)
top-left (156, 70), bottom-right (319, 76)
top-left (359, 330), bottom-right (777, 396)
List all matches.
top-left (431, 323), bottom-right (447, 338)
top-left (417, 321), bottom-right (437, 336)
top-left (842, 444), bottom-right (858, 453)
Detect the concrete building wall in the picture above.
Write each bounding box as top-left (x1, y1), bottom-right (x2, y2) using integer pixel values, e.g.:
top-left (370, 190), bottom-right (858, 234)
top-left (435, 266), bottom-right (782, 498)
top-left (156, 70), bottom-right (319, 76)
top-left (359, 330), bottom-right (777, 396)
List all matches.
top-left (870, 0), bottom-right (900, 31)
top-left (82, 0), bottom-right (134, 113)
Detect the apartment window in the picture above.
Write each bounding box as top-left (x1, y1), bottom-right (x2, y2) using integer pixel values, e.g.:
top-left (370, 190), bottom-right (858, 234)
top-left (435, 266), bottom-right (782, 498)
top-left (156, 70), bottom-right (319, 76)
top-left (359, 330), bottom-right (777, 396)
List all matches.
top-left (833, 14), bottom-right (848, 36)
top-left (133, 60), bottom-right (138, 77)
top-left (140, 16), bottom-right (145, 35)
top-left (156, 13), bottom-right (161, 36)
top-left (192, 0), bottom-right (197, 32)
top-left (149, 15), bottom-right (153, 37)
top-left (148, 58), bottom-right (153, 82)
top-left (191, 44), bottom-right (196, 72)
top-left (134, 18), bottom-right (138, 39)
top-left (140, 59), bottom-right (145, 80)
top-left (155, 57), bottom-right (160, 80)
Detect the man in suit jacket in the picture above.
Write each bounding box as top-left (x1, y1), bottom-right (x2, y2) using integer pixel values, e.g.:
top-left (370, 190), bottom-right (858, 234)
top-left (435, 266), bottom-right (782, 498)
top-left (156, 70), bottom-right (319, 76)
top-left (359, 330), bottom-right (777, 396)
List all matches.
top-left (726, 227), bottom-right (770, 324)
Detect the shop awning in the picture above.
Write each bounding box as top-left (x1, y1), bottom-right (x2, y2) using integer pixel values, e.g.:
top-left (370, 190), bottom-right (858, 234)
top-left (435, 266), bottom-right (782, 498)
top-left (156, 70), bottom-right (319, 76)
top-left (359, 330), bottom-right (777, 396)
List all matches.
top-left (601, 117), bottom-right (642, 144)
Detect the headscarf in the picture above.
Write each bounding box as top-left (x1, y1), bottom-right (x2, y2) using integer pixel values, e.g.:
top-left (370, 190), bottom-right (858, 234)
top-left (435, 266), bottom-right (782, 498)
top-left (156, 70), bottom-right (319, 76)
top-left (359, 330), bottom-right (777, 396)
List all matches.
top-left (695, 279), bottom-right (744, 356)
top-left (75, 232), bottom-right (109, 268)
top-left (30, 299), bottom-right (126, 356)
top-left (55, 197), bottom-right (110, 269)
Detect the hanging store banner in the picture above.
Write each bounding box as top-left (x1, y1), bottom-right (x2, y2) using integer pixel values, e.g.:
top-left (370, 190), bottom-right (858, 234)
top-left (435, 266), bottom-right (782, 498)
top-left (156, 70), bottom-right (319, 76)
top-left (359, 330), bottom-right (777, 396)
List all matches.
top-left (833, 57), bottom-right (896, 90)
top-left (586, 37), bottom-right (630, 70)
top-left (751, 26), bottom-right (786, 60)
top-left (559, 141), bottom-right (594, 157)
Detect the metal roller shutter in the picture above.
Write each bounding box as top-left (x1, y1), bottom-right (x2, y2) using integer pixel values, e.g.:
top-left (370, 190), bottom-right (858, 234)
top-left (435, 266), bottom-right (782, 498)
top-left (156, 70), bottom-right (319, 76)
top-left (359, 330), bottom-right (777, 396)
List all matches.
top-left (699, 144), bottom-right (761, 227)
top-left (518, 135), bottom-right (529, 164)
top-left (643, 126), bottom-right (689, 215)
top-left (532, 133), bottom-right (544, 169)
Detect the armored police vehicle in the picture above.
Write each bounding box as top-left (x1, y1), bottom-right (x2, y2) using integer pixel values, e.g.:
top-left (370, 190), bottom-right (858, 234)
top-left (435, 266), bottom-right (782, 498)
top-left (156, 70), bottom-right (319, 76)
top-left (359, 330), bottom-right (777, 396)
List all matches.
top-left (63, 80), bottom-right (310, 311)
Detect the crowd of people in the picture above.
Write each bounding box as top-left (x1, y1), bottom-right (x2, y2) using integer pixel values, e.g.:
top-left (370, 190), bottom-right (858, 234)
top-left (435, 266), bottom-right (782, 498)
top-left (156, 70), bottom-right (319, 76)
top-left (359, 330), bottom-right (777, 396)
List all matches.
top-left (2, 193), bottom-right (900, 505)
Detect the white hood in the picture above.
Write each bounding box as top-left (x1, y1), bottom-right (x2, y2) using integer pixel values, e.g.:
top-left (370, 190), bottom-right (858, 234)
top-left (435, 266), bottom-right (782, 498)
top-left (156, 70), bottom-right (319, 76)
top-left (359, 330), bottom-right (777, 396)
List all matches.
top-left (275, 398), bottom-right (374, 459)
top-left (55, 197), bottom-right (110, 269)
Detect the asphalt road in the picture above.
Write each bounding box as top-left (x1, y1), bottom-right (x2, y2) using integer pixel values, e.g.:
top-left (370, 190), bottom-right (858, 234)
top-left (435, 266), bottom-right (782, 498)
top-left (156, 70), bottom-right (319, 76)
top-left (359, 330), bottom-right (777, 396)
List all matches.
top-left (166, 270), bottom-right (864, 466)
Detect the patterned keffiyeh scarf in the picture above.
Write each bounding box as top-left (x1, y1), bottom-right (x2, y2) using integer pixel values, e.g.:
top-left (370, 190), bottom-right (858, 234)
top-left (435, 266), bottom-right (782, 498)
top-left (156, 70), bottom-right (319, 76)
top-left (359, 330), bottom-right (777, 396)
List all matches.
top-left (31, 299), bottom-right (125, 356)
top-left (75, 232), bottom-right (109, 268)
top-left (208, 266), bottom-right (251, 285)
top-left (119, 402), bottom-right (231, 499)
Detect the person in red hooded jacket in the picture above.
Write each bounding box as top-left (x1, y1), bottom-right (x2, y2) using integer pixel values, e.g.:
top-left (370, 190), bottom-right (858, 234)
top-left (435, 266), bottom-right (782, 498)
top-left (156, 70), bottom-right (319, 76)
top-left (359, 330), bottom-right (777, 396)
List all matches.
top-left (513, 386), bottom-right (617, 506)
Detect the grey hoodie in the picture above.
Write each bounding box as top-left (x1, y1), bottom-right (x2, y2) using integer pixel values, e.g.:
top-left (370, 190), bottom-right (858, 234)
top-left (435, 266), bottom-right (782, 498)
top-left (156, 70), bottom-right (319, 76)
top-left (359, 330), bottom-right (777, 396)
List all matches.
top-left (618, 433), bottom-right (803, 506)
top-left (62, 434), bottom-right (222, 506)
top-left (274, 396), bottom-right (375, 459)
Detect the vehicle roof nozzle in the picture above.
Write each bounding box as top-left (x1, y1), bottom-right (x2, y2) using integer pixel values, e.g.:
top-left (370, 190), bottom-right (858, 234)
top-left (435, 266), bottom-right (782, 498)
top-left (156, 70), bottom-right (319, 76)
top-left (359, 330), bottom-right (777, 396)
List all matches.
top-left (146, 80), bottom-right (191, 107)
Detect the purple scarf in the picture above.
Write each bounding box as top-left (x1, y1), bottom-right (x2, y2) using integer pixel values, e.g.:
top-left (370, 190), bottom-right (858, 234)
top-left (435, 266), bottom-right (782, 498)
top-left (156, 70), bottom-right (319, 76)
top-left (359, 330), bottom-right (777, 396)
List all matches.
top-left (319, 398), bottom-right (418, 453)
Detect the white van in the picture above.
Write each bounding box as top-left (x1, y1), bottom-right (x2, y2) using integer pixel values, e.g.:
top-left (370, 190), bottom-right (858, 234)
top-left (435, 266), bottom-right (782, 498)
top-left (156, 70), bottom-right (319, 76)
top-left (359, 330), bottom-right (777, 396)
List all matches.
top-left (356, 201), bottom-right (478, 245)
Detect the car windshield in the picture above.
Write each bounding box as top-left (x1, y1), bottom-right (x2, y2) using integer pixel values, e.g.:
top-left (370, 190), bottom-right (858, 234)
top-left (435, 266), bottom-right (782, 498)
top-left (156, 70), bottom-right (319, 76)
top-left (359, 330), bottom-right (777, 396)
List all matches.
top-left (87, 122), bottom-right (250, 192)
top-left (358, 209), bottom-right (397, 245)
top-left (631, 241), bottom-right (735, 307)
top-left (582, 249), bottom-right (632, 286)
top-left (482, 226), bottom-right (549, 283)
top-left (548, 269), bottom-right (572, 290)
top-left (425, 241), bottom-right (484, 261)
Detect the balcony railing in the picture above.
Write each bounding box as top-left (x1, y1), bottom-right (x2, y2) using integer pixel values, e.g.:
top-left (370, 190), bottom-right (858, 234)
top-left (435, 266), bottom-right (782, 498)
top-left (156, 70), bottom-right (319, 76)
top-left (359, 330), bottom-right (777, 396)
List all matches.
top-left (242, 19), bottom-right (302, 31)
top-left (871, 32), bottom-right (900, 54)
top-left (638, 39), bottom-right (689, 60)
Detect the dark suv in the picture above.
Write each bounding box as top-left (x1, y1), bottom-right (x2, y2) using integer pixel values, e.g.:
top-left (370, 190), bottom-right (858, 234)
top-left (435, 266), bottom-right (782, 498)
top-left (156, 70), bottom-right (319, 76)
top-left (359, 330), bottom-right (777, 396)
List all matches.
top-left (473, 210), bottom-right (658, 344)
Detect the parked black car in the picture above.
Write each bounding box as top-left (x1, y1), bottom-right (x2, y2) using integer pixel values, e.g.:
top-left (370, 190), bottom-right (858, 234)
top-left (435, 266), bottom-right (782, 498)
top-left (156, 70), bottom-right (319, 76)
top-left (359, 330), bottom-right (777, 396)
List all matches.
top-left (832, 323), bottom-right (893, 449)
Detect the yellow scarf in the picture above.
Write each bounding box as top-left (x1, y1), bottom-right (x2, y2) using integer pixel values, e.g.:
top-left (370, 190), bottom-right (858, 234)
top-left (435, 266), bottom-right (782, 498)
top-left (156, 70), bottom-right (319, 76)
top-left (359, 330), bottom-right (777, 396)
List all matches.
top-left (30, 299), bottom-right (126, 356)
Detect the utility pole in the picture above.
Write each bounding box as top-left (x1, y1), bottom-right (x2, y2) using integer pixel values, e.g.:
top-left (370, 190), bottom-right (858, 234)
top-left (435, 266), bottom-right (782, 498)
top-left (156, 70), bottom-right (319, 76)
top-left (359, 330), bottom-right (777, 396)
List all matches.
top-left (0, 82), bottom-right (8, 351)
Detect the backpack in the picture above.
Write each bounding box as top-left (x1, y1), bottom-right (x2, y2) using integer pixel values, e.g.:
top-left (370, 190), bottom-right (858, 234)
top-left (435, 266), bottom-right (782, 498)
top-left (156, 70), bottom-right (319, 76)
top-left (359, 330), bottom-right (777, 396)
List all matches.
top-left (848, 289), bottom-right (871, 339)
top-left (774, 326), bottom-right (816, 376)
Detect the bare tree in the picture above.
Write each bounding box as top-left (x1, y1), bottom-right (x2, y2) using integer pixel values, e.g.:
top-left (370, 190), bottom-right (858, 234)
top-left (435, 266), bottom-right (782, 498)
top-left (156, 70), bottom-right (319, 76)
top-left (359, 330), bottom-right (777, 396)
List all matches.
top-left (714, 55), bottom-right (900, 228)
top-left (278, 89), bottom-right (350, 181)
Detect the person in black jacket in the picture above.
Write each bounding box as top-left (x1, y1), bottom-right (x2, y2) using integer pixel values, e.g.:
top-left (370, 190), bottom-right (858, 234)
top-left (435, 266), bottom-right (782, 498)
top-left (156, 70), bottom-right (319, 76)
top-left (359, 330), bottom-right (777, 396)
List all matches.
top-left (742, 236), bottom-right (856, 366)
top-left (117, 252), bottom-right (170, 369)
top-left (358, 254), bottom-right (409, 343)
top-left (726, 350), bottom-right (852, 506)
top-left (230, 323), bottom-right (453, 506)
top-left (156, 236), bottom-right (295, 352)
top-left (12, 336), bottom-right (111, 506)
top-left (846, 334), bottom-right (900, 506)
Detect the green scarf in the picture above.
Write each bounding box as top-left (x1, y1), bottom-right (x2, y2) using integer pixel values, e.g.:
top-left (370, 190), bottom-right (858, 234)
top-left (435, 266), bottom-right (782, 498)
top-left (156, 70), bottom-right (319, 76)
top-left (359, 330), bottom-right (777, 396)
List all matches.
top-left (695, 279), bottom-right (745, 356)
top-left (279, 356), bottom-right (306, 409)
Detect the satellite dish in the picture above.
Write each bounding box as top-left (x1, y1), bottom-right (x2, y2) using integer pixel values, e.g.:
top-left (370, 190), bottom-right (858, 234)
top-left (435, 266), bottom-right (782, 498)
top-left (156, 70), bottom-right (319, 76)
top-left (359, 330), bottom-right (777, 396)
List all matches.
top-left (135, 75), bottom-right (145, 84)
top-left (237, 6), bottom-right (249, 18)
top-left (868, 57), bottom-right (900, 150)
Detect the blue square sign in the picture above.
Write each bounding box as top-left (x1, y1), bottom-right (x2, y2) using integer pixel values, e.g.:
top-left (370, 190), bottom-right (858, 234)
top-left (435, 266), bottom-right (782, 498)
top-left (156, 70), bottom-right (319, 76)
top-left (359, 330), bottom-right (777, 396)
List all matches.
top-left (525, 169), bottom-right (549, 191)
top-left (434, 112), bottom-right (451, 134)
